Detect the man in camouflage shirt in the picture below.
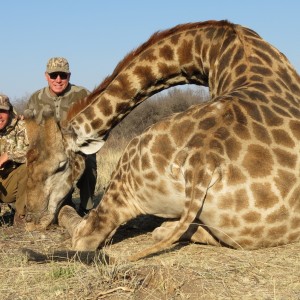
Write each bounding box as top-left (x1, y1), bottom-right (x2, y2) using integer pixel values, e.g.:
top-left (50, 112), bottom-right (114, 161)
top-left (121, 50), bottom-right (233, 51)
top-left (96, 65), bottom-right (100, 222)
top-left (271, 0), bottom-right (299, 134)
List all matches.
top-left (0, 94), bottom-right (28, 225)
top-left (26, 57), bottom-right (97, 215)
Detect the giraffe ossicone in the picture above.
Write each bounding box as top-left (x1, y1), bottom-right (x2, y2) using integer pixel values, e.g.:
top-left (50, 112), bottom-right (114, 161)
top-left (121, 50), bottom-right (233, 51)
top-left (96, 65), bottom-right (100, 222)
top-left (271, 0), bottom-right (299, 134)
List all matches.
top-left (25, 20), bottom-right (300, 261)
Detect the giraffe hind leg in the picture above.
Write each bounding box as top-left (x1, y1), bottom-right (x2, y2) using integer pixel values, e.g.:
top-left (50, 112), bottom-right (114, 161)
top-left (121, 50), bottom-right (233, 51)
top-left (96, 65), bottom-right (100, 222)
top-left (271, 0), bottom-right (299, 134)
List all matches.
top-left (128, 166), bottom-right (214, 261)
top-left (152, 220), bottom-right (220, 246)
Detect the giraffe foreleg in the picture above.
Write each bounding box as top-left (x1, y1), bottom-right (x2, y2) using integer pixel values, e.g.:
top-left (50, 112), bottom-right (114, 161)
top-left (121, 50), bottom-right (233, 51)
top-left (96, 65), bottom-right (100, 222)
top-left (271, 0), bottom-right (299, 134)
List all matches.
top-left (58, 205), bottom-right (83, 237)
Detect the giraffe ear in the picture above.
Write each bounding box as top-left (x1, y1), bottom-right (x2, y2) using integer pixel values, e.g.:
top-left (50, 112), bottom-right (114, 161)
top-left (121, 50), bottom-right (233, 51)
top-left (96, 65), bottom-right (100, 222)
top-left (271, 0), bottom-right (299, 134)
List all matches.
top-left (61, 123), bottom-right (105, 155)
top-left (77, 137), bottom-right (105, 155)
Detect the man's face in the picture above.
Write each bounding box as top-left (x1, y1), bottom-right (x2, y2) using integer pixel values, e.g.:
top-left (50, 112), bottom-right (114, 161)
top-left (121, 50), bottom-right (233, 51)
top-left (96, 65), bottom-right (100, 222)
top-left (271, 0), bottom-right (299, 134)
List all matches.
top-left (45, 72), bottom-right (70, 96)
top-left (0, 110), bottom-right (10, 130)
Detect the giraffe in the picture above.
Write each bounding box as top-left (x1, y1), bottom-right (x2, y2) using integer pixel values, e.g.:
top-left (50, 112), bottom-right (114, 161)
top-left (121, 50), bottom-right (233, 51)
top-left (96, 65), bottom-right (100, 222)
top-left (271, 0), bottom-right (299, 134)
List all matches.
top-left (25, 20), bottom-right (300, 261)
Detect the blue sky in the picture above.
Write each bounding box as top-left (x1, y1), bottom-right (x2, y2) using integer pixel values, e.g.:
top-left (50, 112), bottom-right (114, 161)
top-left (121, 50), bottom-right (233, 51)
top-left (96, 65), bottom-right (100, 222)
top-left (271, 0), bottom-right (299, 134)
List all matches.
top-left (1, 1), bottom-right (300, 101)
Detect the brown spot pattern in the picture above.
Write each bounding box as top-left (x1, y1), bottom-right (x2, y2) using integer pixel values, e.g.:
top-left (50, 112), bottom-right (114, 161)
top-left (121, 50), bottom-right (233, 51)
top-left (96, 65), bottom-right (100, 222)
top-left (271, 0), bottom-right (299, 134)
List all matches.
top-left (243, 211), bottom-right (261, 223)
top-left (97, 97), bottom-right (113, 116)
top-left (159, 44), bottom-right (174, 60)
top-left (288, 232), bottom-right (300, 242)
top-left (115, 102), bottom-right (130, 115)
top-left (75, 115), bottom-right (84, 125)
top-left (239, 99), bottom-right (263, 123)
top-left (240, 226), bottom-right (264, 239)
top-left (288, 185), bottom-right (300, 209)
top-left (177, 39), bottom-right (193, 65)
top-left (219, 214), bottom-right (240, 228)
top-left (252, 122), bottom-right (272, 144)
top-left (171, 120), bottom-right (195, 146)
top-left (242, 145), bottom-right (273, 177)
top-left (268, 225), bottom-right (288, 239)
top-left (90, 118), bottom-right (103, 131)
top-left (153, 155), bottom-right (169, 174)
top-left (234, 189), bottom-right (249, 211)
top-left (141, 153), bottom-right (151, 170)
top-left (133, 65), bottom-right (156, 88)
top-left (214, 127), bottom-right (230, 140)
top-left (218, 194), bottom-right (233, 210)
top-left (251, 182), bottom-right (278, 209)
top-left (233, 124), bottom-right (251, 140)
top-left (291, 217), bottom-right (300, 229)
top-left (274, 170), bottom-right (296, 198)
top-left (209, 139), bottom-right (224, 155)
top-left (187, 133), bottom-right (205, 148)
top-left (108, 73), bottom-right (135, 100)
top-left (260, 106), bottom-right (283, 126)
top-left (139, 48), bottom-right (156, 62)
top-left (271, 129), bottom-right (295, 148)
top-left (144, 171), bottom-right (158, 181)
top-left (273, 148), bottom-right (297, 169)
top-left (218, 189), bottom-right (248, 212)
top-left (266, 205), bottom-right (289, 223)
top-left (84, 106), bottom-right (96, 120)
top-left (224, 137), bottom-right (242, 160)
top-left (233, 104), bottom-right (247, 125)
top-left (236, 238), bottom-right (254, 247)
top-left (221, 109), bottom-right (235, 126)
top-left (84, 123), bottom-right (91, 134)
top-left (157, 62), bottom-right (179, 77)
top-left (198, 117), bottom-right (216, 130)
top-left (289, 120), bottom-right (300, 140)
top-left (151, 134), bottom-right (174, 158)
top-left (227, 164), bottom-right (247, 185)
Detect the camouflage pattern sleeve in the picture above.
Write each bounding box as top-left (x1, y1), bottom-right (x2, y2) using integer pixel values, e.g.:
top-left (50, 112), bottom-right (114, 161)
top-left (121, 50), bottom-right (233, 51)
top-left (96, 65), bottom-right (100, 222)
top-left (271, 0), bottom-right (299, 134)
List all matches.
top-left (26, 89), bottom-right (44, 121)
top-left (6, 119), bottom-right (29, 163)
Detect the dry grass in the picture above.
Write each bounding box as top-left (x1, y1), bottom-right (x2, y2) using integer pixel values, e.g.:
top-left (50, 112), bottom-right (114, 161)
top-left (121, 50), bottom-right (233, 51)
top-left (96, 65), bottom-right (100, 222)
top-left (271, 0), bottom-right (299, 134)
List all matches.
top-left (0, 218), bottom-right (300, 299)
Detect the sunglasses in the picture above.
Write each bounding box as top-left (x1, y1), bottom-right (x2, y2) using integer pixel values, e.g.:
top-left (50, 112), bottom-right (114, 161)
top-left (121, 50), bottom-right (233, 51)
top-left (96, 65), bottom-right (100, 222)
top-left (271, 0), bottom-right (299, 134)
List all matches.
top-left (48, 72), bottom-right (69, 80)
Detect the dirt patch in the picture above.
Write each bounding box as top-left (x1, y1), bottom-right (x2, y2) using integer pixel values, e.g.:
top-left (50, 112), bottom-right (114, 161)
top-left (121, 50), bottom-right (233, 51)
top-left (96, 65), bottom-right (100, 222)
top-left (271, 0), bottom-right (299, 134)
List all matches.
top-left (0, 212), bottom-right (299, 299)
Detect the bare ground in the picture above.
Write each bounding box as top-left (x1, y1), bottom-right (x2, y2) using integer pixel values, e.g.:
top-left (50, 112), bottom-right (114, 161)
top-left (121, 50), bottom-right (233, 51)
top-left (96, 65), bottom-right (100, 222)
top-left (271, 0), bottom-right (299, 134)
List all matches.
top-left (0, 207), bottom-right (299, 300)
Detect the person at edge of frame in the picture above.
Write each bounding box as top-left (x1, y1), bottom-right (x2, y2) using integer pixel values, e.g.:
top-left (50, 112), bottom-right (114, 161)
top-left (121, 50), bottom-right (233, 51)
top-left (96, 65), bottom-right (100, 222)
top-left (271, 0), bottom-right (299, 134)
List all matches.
top-left (0, 93), bottom-right (28, 226)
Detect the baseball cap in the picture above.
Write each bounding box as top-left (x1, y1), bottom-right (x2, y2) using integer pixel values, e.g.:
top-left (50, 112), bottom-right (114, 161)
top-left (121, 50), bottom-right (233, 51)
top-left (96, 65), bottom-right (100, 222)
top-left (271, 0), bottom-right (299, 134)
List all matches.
top-left (46, 57), bottom-right (70, 73)
top-left (0, 94), bottom-right (11, 110)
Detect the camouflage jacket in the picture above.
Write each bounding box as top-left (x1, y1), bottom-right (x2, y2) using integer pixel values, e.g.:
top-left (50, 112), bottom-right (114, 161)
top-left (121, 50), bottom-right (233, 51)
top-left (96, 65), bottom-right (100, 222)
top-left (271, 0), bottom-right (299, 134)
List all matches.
top-left (0, 115), bottom-right (29, 165)
top-left (27, 83), bottom-right (90, 123)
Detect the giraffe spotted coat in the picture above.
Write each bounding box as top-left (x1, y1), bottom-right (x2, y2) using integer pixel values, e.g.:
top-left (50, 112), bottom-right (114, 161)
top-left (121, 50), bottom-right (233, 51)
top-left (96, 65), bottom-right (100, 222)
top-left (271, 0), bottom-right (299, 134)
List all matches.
top-left (24, 20), bottom-right (300, 261)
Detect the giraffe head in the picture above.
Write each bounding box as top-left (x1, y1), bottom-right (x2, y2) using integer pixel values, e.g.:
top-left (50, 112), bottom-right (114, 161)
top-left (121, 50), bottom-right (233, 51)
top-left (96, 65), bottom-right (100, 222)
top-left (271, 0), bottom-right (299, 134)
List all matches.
top-left (24, 115), bottom-right (103, 230)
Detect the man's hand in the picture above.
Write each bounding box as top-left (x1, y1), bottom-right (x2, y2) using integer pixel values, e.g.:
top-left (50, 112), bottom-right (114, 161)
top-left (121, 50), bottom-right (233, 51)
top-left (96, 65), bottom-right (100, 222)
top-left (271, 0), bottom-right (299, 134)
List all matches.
top-left (0, 153), bottom-right (9, 168)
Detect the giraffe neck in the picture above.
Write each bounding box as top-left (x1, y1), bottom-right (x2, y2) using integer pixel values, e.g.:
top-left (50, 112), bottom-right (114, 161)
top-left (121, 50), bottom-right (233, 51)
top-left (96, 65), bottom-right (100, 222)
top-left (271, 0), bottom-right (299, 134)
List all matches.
top-left (66, 20), bottom-right (300, 143)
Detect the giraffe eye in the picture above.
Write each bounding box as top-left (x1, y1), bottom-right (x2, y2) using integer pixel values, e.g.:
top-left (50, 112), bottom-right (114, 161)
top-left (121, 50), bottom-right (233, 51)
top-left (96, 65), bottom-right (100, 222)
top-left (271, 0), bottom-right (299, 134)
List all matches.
top-left (55, 160), bottom-right (68, 173)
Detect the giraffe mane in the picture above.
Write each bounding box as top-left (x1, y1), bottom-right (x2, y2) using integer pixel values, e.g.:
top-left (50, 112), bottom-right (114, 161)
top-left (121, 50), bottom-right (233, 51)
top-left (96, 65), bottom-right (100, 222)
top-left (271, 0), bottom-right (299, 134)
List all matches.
top-left (66, 20), bottom-right (234, 122)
